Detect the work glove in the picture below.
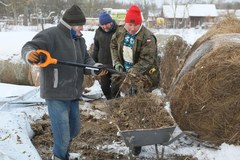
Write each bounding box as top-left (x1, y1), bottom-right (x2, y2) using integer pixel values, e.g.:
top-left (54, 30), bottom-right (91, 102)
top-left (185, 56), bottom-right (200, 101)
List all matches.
top-left (91, 63), bottom-right (108, 76)
top-left (114, 63), bottom-right (124, 72)
top-left (28, 51), bottom-right (47, 65)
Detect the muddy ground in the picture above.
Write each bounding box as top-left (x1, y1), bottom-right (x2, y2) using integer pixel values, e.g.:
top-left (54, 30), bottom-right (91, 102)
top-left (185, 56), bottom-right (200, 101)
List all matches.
top-left (31, 93), bottom-right (196, 160)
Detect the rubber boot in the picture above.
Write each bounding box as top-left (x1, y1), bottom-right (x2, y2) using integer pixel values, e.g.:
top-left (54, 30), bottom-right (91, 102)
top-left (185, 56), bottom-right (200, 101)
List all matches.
top-left (132, 146), bottom-right (142, 156)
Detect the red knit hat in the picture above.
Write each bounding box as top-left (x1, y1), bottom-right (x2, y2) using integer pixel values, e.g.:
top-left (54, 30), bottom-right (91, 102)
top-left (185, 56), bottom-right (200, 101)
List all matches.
top-left (125, 5), bottom-right (142, 25)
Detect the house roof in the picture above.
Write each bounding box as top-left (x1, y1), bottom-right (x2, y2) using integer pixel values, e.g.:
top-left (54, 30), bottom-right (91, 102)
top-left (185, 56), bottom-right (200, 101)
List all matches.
top-left (162, 4), bottom-right (218, 18)
top-left (148, 9), bottom-right (162, 17)
top-left (163, 5), bottom-right (189, 18)
top-left (188, 4), bottom-right (218, 17)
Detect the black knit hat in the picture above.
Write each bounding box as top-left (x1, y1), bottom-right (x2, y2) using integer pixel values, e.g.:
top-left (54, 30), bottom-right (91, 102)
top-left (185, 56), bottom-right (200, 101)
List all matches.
top-left (62, 4), bottom-right (86, 26)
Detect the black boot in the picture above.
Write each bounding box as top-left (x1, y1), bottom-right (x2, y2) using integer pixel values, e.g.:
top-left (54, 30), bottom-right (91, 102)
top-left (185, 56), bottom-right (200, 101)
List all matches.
top-left (132, 146), bottom-right (142, 156)
top-left (105, 94), bottom-right (112, 100)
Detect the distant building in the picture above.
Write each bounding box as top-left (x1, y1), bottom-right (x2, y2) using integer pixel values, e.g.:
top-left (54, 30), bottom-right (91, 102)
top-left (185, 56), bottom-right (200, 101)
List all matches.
top-left (162, 4), bottom-right (218, 28)
top-left (103, 8), bottom-right (145, 25)
top-left (188, 4), bottom-right (218, 27)
top-left (162, 5), bottom-right (189, 28)
top-left (147, 9), bottom-right (163, 28)
top-left (103, 8), bottom-right (127, 25)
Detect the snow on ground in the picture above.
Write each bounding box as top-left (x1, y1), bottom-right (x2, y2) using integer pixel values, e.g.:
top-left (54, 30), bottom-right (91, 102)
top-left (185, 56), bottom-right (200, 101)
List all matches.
top-left (0, 24), bottom-right (240, 160)
top-left (0, 84), bottom-right (43, 160)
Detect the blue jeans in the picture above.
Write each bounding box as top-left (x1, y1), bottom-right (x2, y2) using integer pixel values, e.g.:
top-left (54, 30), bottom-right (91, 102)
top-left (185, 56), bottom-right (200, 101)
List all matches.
top-left (46, 99), bottom-right (80, 160)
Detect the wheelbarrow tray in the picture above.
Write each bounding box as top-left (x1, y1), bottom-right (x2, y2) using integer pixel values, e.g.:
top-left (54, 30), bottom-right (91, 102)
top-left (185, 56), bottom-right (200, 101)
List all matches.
top-left (119, 126), bottom-right (176, 147)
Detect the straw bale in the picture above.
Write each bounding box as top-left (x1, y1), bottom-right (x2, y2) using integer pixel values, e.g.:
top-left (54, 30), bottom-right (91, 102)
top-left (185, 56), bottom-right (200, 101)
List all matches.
top-left (0, 60), bottom-right (31, 85)
top-left (170, 31), bottom-right (240, 145)
top-left (82, 75), bottom-right (95, 90)
top-left (28, 67), bottom-right (95, 89)
top-left (0, 44), bottom-right (97, 88)
top-left (190, 15), bottom-right (240, 55)
top-left (28, 65), bottom-right (40, 86)
top-left (156, 34), bottom-right (190, 93)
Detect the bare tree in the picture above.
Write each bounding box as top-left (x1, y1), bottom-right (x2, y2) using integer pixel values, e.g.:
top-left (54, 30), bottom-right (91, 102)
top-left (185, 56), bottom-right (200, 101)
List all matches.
top-left (1, 0), bottom-right (29, 25)
top-left (0, 0), bottom-right (11, 6)
top-left (163, 0), bottom-right (179, 28)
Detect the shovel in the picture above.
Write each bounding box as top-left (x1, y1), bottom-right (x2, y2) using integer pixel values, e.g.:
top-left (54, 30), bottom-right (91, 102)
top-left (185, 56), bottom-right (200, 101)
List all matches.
top-left (35, 49), bottom-right (121, 75)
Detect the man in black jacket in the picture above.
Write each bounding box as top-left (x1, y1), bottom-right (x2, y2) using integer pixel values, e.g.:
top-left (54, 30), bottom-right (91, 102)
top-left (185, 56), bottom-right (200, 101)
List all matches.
top-left (92, 11), bottom-right (118, 99)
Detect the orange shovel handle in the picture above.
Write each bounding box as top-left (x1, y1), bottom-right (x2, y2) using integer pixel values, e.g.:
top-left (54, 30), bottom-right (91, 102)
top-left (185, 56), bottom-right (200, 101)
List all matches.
top-left (36, 49), bottom-right (57, 67)
top-left (34, 49), bottom-right (122, 75)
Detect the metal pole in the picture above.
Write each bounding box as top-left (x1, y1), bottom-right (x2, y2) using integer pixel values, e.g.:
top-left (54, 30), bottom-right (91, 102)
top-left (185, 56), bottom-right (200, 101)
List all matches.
top-left (155, 144), bottom-right (160, 159)
top-left (161, 146), bottom-right (165, 160)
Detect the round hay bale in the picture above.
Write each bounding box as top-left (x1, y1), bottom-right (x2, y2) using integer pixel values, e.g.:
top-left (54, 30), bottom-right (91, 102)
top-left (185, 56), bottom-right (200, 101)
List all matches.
top-left (170, 33), bottom-right (240, 146)
top-left (190, 15), bottom-right (240, 55)
top-left (81, 43), bottom-right (101, 90)
top-left (156, 34), bottom-right (190, 93)
top-left (0, 60), bottom-right (31, 85)
top-left (26, 65), bottom-right (95, 88)
top-left (28, 65), bottom-right (40, 86)
top-left (0, 45), bottom-right (96, 87)
top-left (82, 75), bottom-right (95, 90)
top-left (88, 43), bottom-right (94, 57)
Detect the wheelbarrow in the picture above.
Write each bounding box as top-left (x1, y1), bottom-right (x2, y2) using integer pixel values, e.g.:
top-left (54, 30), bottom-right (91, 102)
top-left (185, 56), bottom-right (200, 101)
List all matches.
top-left (117, 125), bottom-right (186, 160)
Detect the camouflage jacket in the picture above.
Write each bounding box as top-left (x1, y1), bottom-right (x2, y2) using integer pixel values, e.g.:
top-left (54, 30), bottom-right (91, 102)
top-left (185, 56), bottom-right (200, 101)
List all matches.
top-left (110, 25), bottom-right (160, 87)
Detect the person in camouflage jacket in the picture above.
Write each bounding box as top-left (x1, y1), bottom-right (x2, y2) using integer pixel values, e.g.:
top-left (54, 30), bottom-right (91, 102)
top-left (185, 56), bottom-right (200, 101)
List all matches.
top-left (110, 5), bottom-right (159, 95)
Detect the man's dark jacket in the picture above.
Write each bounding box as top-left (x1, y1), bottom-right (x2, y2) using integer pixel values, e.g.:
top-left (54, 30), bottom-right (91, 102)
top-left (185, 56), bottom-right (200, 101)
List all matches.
top-left (21, 21), bottom-right (95, 100)
top-left (92, 21), bottom-right (117, 68)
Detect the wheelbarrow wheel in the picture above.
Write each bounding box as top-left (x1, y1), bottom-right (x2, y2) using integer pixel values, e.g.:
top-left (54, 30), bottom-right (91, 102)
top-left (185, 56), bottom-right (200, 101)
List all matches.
top-left (132, 146), bottom-right (142, 156)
